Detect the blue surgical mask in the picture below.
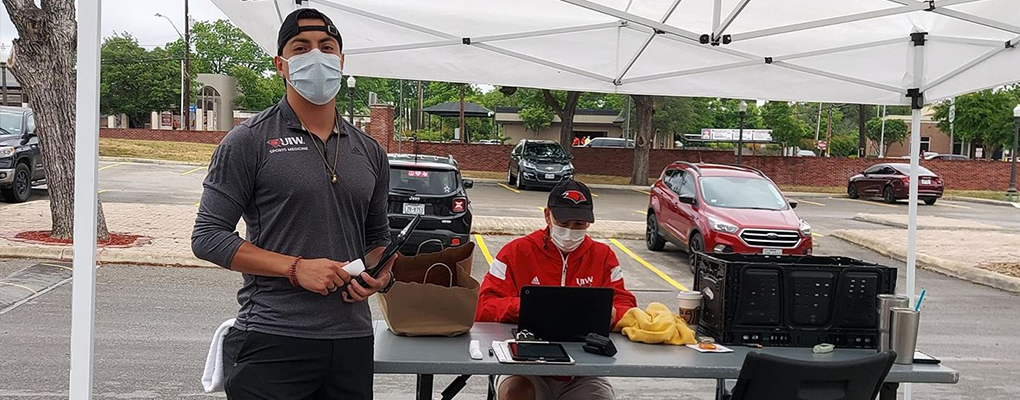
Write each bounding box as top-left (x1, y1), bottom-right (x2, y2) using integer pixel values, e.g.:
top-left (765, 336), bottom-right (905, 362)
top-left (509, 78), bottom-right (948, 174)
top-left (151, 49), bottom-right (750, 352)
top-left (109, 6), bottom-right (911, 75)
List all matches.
top-left (282, 49), bottom-right (342, 105)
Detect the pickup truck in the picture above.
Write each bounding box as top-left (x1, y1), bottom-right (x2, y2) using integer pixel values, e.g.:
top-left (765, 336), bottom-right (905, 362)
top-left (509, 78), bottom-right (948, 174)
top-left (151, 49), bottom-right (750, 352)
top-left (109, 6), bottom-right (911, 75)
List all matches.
top-left (0, 106), bottom-right (44, 203)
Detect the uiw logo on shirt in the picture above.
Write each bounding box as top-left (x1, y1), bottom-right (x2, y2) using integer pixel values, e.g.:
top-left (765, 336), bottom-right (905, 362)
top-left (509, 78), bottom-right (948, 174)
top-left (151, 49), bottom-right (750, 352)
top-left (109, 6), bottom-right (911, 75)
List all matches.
top-left (267, 136), bottom-right (309, 153)
top-left (576, 276), bottom-right (594, 287)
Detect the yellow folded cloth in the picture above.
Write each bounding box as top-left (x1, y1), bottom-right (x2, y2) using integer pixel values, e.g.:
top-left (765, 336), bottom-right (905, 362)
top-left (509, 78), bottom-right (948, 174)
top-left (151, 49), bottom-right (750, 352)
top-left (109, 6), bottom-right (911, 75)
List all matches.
top-left (613, 302), bottom-right (697, 345)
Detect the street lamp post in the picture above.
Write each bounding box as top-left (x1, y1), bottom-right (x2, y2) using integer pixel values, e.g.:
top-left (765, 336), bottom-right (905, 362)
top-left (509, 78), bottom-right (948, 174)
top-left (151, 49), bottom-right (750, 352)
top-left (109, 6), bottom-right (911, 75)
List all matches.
top-left (155, 13), bottom-right (186, 130)
top-left (737, 100), bottom-right (747, 164)
top-left (347, 75), bottom-right (356, 125)
top-left (1008, 104), bottom-right (1020, 199)
top-left (1, 44), bottom-right (9, 106)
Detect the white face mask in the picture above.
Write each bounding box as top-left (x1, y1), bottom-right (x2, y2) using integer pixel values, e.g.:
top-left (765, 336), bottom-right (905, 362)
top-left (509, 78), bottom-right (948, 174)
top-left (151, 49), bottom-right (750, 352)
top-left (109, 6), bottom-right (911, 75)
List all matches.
top-left (550, 224), bottom-right (586, 253)
top-left (282, 49), bottom-right (342, 105)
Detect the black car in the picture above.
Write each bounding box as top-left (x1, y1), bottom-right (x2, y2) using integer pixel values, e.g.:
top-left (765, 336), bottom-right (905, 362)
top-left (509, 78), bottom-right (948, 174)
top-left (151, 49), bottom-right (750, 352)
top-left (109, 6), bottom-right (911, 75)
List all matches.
top-left (387, 154), bottom-right (473, 256)
top-left (0, 106), bottom-right (44, 203)
top-left (507, 139), bottom-right (575, 190)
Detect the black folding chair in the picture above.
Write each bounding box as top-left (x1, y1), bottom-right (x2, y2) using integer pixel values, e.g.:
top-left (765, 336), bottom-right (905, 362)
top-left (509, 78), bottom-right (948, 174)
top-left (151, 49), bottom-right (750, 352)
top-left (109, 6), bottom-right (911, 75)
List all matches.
top-left (726, 351), bottom-right (897, 400)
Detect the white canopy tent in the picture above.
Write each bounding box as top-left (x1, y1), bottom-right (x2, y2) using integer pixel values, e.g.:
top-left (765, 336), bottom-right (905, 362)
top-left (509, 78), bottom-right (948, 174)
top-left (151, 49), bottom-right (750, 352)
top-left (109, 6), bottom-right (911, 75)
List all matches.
top-left (68, 0), bottom-right (1019, 398)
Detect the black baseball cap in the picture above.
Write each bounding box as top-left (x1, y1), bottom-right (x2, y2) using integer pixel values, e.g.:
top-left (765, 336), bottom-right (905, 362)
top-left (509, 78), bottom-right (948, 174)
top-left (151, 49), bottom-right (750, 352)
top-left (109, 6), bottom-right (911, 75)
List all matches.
top-left (548, 180), bottom-right (595, 223)
top-left (277, 8), bottom-right (343, 56)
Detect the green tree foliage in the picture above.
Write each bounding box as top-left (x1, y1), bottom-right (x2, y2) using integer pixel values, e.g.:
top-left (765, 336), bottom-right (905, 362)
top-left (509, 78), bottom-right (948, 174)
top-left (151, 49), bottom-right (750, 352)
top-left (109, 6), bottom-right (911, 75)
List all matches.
top-left (653, 97), bottom-right (715, 144)
top-left (191, 20), bottom-right (269, 74)
top-left (100, 34), bottom-right (186, 127)
top-left (932, 89), bottom-right (1018, 158)
top-left (761, 101), bottom-right (810, 153)
top-left (230, 66), bottom-right (285, 111)
top-left (829, 134), bottom-right (859, 158)
top-left (519, 103), bottom-right (553, 134)
top-left (865, 117), bottom-right (908, 150)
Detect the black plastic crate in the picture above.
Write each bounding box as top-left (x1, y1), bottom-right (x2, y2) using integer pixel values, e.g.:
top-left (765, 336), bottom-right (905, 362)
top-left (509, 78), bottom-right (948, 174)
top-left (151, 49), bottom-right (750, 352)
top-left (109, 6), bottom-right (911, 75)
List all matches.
top-left (692, 253), bottom-right (896, 349)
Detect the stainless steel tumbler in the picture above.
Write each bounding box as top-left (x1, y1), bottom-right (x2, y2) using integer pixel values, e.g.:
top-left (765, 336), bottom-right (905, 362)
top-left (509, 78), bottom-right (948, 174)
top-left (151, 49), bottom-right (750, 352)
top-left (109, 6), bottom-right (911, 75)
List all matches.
top-left (890, 307), bottom-right (920, 365)
top-left (877, 294), bottom-right (911, 352)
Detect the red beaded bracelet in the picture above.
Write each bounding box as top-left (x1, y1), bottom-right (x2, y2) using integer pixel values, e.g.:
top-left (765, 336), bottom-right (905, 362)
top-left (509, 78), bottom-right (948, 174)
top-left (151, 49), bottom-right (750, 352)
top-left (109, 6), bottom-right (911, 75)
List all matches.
top-left (288, 256), bottom-right (302, 287)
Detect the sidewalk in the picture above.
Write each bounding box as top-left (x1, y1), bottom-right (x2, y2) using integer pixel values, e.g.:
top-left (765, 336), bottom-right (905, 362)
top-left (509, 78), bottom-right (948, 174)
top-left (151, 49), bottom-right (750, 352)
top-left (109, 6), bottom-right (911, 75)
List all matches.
top-left (0, 201), bottom-right (642, 268)
top-left (833, 214), bottom-right (1020, 293)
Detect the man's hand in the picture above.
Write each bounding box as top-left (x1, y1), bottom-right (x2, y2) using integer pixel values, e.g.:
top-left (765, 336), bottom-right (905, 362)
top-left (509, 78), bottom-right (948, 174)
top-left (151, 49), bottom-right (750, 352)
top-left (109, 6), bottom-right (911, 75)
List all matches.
top-left (343, 253), bottom-right (397, 303)
top-left (295, 258), bottom-right (351, 296)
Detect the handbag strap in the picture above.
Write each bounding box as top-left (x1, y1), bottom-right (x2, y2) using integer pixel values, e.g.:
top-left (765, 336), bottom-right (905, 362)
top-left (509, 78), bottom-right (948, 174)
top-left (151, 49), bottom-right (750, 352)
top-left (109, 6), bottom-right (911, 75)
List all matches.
top-left (423, 262), bottom-right (454, 287)
top-left (416, 239), bottom-right (445, 256)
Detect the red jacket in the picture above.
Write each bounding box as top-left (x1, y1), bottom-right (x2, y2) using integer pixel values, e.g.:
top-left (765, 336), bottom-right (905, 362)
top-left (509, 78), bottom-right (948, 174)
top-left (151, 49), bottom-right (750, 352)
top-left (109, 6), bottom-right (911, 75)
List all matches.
top-left (475, 228), bottom-right (637, 327)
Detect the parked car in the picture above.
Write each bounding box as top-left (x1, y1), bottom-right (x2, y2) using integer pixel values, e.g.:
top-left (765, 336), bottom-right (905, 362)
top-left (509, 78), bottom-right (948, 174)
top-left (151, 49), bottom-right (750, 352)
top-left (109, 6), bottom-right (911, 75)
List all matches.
top-left (507, 139), bottom-right (575, 190)
top-left (475, 139), bottom-right (503, 145)
top-left (585, 137), bottom-right (634, 148)
top-left (847, 163), bottom-right (943, 205)
top-left (645, 162), bottom-right (812, 271)
top-left (0, 106), bottom-right (43, 203)
top-left (387, 154), bottom-right (473, 255)
top-left (796, 149), bottom-right (817, 157)
top-left (924, 153), bottom-right (969, 161)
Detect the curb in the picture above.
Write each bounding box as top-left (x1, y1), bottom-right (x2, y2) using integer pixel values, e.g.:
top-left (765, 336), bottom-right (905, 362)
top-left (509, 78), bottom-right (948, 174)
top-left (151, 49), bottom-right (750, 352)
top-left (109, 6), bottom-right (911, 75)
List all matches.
top-left (0, 244), bottom-right (219, 269)
top-left (944, 195), bottom-right (1020, 209)
top-left (99, 156), bottom-right (208, 167)
top-left (831, 230), bottom-right (1020, 294)
top-left (851, 213), bottom-right (1012, 231)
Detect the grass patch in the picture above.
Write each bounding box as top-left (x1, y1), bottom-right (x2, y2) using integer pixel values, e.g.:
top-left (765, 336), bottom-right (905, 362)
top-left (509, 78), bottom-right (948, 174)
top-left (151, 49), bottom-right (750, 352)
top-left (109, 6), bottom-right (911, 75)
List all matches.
top-left (945, 190), bottom-right (1013, 202)
top-left (99, 138), bottom-right (215, 164)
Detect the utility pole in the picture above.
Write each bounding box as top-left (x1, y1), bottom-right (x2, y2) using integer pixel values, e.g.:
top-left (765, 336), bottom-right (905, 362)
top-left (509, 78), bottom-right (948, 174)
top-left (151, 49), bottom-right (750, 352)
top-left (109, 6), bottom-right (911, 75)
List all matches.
top-left (814, 103), bottom-right (822, 140)
top-left (879, 105), bottom-right (887, 158)
top-left (825, 106), bottom-right (833, 157)
top-left (858, 104), bottom-right (867, 158)
top-left (417, 80), bottom-right (423, 130)
top-left (459, 83), bottom-right (466, 143)
top-left (624, 96), bottom-right (632, 140)
top-left (183, 0), bottom-right (191, 130)
top-left (949, 98), bottom-right (956, 155)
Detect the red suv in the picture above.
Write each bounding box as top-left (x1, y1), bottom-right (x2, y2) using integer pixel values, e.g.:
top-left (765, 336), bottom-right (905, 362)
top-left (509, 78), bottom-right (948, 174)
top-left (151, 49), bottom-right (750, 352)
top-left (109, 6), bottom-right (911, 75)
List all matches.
top-left (646, 162), bottom-right (813, 271)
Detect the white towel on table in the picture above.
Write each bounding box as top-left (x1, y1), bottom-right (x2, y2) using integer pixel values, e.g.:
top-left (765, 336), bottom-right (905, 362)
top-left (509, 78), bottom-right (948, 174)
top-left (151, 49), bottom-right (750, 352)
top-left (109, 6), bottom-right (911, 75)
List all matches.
top-left (202, 318), bottom-right (235, 393)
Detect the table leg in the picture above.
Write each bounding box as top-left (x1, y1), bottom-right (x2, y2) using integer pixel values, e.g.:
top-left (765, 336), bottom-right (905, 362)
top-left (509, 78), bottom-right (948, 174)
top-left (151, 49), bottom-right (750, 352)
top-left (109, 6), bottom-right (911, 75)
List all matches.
top-left (715, 379), bottom-right (726, 400)
top-left (880, 382), bottom-right (899, 400)
top-left (416, 374), bottom-right (434, 400)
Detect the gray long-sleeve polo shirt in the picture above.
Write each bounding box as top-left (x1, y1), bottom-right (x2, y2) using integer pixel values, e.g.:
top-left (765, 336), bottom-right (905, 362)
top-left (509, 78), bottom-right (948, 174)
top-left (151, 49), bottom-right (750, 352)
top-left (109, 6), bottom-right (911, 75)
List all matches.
top-left (192, 97), bottom-right (390, 340)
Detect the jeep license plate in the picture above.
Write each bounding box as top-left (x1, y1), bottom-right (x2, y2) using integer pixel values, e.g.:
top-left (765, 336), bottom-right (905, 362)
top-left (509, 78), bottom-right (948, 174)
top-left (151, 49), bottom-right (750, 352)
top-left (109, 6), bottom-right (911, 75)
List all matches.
top-left (403, 203), bottom-right (425, 215)
top-left (545, 173), bottom-right (555, 180)
top-left (763, 248), bottom-right (783, 256)
top-left (921, 179), bottom-right (931, 185)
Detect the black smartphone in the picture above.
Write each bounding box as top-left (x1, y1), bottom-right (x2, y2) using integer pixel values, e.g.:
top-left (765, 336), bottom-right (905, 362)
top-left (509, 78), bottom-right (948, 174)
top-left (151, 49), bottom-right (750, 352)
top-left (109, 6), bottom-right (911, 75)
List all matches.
top-left (342, 214), bottom-right (422, 291)
top-left (913, 350), bottom-right (941, 365)
top-left (508, 342), bottom-right (571, 363)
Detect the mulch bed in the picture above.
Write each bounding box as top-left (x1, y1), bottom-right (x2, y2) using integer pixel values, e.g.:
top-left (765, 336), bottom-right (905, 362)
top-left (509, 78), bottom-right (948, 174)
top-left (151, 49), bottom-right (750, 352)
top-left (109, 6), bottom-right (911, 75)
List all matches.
top-left (10, 230), bottom-right (150, 248)
top-left (979, 263), bottom-right (1020, 279)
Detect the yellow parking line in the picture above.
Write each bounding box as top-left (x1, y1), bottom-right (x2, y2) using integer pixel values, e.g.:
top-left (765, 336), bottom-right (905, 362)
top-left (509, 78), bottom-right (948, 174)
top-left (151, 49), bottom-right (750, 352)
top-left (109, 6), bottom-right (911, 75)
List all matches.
top-left (194, 202), bottom-right (201, 208)
top-left (98, 162), bottom-right (126, 171)
top-left (41, 263), bottom-right (73, 272)
top-left (609, 238), bottom-right (688, 291)
top-left (632, 188), bottom-right (651, 195)
top-left (796, 199), bottom-right (826, 207)
top-left (591, 193), bottom-right (599, 198)
top-left (635, 210), bottom-right (647, 215)
top-left (181, 166), bottom-right (206, 175)
top-left (537, 207), bottom-right (545, 212)
top-left (812, 232), bottom-right (826, 238)
top-left (474, 234), bottom-right (494, 266)
top-left (497, 183), bottom-right (521, 194)
top-left (0, 282), bottom-right (38, 294)
top-left (97, 190), bottom-right (109, 194)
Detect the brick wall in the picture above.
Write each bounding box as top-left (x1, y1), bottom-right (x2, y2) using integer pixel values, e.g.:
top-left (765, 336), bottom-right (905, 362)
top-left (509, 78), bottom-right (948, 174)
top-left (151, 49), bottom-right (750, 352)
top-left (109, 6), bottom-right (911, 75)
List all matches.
top-left (100, 128), bottom-right (228, 145)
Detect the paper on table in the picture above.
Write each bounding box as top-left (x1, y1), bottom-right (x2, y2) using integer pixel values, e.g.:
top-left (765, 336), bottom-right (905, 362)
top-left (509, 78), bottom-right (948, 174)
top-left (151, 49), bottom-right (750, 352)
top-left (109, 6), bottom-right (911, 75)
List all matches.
top-left (685, 344), bottom-right (734, 353)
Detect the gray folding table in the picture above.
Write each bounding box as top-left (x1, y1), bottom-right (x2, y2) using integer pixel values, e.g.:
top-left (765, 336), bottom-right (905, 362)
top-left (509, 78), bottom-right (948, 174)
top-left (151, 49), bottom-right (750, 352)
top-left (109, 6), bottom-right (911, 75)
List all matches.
top-left (373, 322), bottom-right (958, 400)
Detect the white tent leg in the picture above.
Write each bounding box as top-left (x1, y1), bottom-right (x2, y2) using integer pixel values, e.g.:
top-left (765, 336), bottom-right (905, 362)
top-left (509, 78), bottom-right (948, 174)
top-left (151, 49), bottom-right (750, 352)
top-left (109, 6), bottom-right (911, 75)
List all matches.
top-left (903, 31), bottom-right (927, 400)
top-left (69, 0), bottom-right (102, 398)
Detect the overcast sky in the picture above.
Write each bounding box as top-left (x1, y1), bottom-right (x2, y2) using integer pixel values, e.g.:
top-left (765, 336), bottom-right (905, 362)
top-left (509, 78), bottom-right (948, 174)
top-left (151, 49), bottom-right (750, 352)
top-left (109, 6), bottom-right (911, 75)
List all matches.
top-left (1, 0), bottom-right (229, 52)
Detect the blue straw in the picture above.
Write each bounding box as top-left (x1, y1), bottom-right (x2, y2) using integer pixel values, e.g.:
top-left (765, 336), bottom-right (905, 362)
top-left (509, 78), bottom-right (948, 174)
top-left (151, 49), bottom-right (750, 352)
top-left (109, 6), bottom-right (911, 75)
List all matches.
top-left (914, 289), bottom-right (927, 312)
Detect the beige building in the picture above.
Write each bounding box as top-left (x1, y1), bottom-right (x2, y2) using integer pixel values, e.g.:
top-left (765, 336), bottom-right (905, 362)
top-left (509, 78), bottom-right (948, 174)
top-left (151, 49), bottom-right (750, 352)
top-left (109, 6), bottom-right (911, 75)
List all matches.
top-left (496, 107), bottom-right (623, 144)
top-left (870, 107), bottom-right (957, 157)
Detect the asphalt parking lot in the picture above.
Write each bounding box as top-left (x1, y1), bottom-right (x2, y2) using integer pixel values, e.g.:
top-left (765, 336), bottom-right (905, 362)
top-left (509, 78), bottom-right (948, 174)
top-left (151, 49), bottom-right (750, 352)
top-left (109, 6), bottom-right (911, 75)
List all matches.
top-left (2, 160), bottom-right (1019, 399)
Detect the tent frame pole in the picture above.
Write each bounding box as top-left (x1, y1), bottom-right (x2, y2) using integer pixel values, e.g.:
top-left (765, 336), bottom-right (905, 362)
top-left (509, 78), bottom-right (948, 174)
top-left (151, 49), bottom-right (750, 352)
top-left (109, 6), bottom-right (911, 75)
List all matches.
top-left (922, 36), bottom-right (1019, 92)
top-left (559, 0), bottom-right (702, 42)
top-left (615, 0), bottom-right (684, 84)
top-left (70, 0), bottom-right (103, 398)
top-left (714, 0), bottom-right (751, 40)
top-left (346, 22), bottom-right (623, 56)
top-left (885, 0), bottom-right (1020, 35)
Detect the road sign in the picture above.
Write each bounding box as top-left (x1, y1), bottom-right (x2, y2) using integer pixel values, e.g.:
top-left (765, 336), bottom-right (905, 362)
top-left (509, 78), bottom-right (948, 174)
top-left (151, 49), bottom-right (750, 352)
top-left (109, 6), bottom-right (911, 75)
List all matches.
top-left (949, 103), bottom-right (956, 123)
top-left (700, 128), bottom-right (773, 142)
top-left (817, 140), bottom-right (828, 151)
top-left (189, 104), bottom-right (197, 113)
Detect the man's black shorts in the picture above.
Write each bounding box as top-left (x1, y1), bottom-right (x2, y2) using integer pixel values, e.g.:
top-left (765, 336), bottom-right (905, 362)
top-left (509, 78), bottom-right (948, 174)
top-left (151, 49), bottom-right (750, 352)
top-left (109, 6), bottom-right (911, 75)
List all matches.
top-left (222, 328), bottom-right (374, 399)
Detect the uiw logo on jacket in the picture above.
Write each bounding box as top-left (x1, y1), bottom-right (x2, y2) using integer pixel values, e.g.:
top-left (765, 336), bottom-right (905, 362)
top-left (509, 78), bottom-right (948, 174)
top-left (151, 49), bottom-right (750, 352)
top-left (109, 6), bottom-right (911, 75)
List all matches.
top-left (474, 228), bottom-right (636, 326)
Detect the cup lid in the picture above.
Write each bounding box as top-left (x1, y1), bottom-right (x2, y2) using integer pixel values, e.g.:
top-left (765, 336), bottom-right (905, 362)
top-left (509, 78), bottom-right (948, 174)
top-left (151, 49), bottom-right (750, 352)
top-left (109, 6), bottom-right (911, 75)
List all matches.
top-left (677, 291), bottom-right (702, 299)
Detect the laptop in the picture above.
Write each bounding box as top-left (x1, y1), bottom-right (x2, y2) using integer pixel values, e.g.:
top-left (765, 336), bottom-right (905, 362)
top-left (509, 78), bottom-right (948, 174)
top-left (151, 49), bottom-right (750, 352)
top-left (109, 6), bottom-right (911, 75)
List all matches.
top-left (518, 286), bottom-right (614, 342)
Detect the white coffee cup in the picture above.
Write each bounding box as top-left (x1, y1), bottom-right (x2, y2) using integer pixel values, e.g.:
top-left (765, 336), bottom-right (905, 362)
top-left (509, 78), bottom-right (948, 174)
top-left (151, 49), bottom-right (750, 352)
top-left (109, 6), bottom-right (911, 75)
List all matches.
top-left (677, 291), bottom-right (703, 327)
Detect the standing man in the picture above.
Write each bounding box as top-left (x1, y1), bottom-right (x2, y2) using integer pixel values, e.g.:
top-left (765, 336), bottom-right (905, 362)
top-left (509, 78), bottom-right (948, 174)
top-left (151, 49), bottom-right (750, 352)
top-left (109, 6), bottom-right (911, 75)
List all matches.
top-left (476, 180), bottom-right (636, 400)
top-left (192, 8), bottom-right (394, 399)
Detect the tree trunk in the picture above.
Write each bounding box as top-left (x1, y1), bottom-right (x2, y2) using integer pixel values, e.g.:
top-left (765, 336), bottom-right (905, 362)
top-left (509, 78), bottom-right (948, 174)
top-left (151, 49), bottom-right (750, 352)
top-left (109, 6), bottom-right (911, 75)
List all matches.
top-left (630, 95), bottom-right (654, 186)
top-left (5, 0), bottom-right (110, 239)
top-left (541, 90), bottom-right (580, 155)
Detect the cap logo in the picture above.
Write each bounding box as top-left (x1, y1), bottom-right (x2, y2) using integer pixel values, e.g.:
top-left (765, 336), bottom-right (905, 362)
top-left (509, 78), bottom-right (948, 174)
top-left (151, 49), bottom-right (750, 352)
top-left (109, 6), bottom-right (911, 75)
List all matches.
top-left (562, 190), bottom-right (587, 204)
